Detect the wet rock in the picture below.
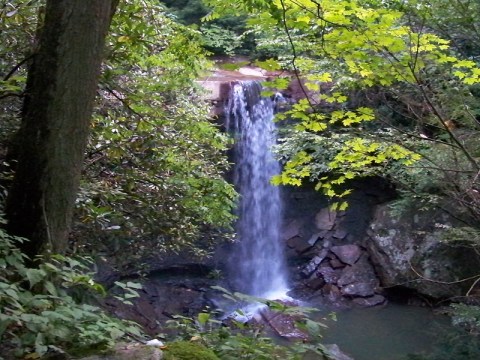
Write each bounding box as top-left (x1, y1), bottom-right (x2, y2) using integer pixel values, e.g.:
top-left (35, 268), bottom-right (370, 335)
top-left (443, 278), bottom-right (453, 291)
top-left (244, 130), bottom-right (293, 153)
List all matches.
top-left (329, 258), bottom-right (345, 269)
top-left (102, 273), bottom-right (215, 335)
top-left (315, 208), bottom-right (337, 230)
top-left (324, 344), bottom-right (354, 360)
top-left (331, 245), bottom-right (362, 265)
top-left (306, 276), bottom-right (326, 290)
top-left (318, 266), bottom-right (342, 284)
top-left (287, 236), bottom-right (312, 254)
top-left (301, 248), bottom-right (329, 278)
top-left (341, 282), bottom-right (376, 297)
top-left (337, 255), bottom-right (378, 288)
top-left (332, 228), bottom-right (348, 240)
top-left (352, 294), bottom-right (386, 307)
top-left (282, 219), bottom-right (302, 241)
top-left (260, 309), bottom-right (308, 340)
top-left (366, 203), bottom-right (480, 298)
top-left (287, 284), bottom-right (318, 300)
top-left (323, 284), bottom-right (342, 300)
top-left (322, 284), bottom-right (352, 308)
top-left (322, 238), bottom-right (332, 249)
top-left (307, 232), bottom-right (323, 246)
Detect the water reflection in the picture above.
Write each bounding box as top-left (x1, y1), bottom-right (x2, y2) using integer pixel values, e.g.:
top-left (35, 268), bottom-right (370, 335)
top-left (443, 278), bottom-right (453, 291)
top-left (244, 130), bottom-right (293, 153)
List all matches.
top-left (317, 304), bottom-right (452, 360)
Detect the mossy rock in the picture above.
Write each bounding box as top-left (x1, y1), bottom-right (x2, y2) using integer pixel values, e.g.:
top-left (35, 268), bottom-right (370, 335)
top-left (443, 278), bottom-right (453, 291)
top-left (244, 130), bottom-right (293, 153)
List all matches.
top-left (163, 341), bottom-right (219, 360)
top-left (77, 343), bottom-right (162, 360)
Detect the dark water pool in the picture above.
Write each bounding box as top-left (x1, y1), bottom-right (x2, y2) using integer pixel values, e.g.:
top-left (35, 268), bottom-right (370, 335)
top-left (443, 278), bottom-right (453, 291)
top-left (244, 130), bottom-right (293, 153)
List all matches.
top-left (317, 303), bottom-right (452, 360)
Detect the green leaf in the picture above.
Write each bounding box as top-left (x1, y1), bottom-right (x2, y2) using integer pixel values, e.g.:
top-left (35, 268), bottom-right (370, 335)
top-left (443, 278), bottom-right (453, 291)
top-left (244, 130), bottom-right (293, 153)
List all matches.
top-left (44, 281), bottom-right (57, 296)
top-left (5, 288), bottom-right (19, 300)
top-left (25, 269), bottom-right (46, 288)
top-left (197, 312), bottom-right (210, 325)
top-left (125, 281), bottom-right (142, 289)
top-left (254, 58), bottom-right (281, 71)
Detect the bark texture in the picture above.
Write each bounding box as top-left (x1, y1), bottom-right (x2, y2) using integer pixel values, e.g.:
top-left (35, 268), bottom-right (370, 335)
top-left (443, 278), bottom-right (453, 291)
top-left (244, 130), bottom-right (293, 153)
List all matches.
top-left (6, 0), bottom-right (117, 258)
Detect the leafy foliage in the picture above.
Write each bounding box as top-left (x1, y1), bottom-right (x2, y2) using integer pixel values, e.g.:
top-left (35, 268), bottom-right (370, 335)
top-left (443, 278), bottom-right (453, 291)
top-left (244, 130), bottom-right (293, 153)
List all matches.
top-left (200, 24), bottom-right (244, 55)
top-left (164, 340), bottom-right (220, 360)
top-left (68, 0), bottom-right (237, 260)
top-left (396, 0), bottom-right (480, 59)
top-left (0, 0), bottom-right (40, 171)
top-left (1, 0), bottom-right (237, 262)
top-left (162, 0), bottom-right (256, 56)
top-left (204, 0), bottom-right (480, 220)
top-left (0, 223), bottom-right (143, 358)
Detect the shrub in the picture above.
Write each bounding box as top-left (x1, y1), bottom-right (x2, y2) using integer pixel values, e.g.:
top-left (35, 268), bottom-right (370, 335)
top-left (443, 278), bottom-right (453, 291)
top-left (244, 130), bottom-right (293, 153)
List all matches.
top-left (0, 222), bottom-right (143, 358)
top-left (163, 341), bottom-right (220, 360)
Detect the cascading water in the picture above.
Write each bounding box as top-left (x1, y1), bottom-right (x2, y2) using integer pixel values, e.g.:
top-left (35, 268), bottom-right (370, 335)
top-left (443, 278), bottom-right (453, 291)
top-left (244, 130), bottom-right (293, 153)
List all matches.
top-left (226, 81), bottom-right (288, 299)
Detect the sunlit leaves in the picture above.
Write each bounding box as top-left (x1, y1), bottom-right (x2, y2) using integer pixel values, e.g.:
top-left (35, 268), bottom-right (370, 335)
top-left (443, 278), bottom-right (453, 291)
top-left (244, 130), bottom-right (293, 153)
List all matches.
top-left (203, 0), bottom-right (480, 225)
top-left (271, 150), bottom-right (312, 186)
top-left (329, 139), bottom-right (421, 170)
top-left (329, 107), bottom-right (375, 126)
top-left (254, 58), bottom-right (282, 71)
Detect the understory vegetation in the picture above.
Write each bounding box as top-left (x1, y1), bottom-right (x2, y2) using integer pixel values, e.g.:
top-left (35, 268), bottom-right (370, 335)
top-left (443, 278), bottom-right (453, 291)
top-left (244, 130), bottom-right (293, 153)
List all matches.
top-left (1, 0), bottom-right (480, 358)
top-left (0, 222), bottom-right (143, 358)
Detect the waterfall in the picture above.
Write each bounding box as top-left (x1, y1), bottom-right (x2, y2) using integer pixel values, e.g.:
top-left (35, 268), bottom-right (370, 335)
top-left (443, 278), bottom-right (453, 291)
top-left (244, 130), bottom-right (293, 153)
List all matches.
top-left (226, 81), bottom-right (288, 299)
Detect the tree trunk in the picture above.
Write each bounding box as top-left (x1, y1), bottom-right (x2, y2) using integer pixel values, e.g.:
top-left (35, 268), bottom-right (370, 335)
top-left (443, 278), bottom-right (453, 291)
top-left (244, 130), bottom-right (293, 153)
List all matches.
top-left (6, 0), bottom-right (118, 258)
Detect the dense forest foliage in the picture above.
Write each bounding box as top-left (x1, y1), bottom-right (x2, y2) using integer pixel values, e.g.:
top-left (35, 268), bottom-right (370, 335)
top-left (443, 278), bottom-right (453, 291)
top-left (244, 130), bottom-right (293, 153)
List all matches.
top-left (0, 0), bottom-right (479, 358)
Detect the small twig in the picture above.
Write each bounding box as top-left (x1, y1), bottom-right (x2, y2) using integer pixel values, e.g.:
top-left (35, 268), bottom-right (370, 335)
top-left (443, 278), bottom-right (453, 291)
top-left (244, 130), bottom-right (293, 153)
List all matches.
top-left (466, 276), bottom-right (480, 296)
top-left (410, 261), bottom-right (480, 286)
top-left (2, 54), bottom-right (35, 81)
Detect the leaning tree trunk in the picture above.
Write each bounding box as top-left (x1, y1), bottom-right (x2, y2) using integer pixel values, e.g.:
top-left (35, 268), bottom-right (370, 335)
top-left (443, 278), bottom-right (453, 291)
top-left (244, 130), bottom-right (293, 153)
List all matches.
top-left (5, 0), bottom-right (118, 259)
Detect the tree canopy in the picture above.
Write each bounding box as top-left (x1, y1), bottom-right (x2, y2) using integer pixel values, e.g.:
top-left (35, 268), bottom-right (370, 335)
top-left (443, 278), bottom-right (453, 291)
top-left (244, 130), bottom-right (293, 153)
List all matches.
top-left (204, 0), bottom-right (480, 223)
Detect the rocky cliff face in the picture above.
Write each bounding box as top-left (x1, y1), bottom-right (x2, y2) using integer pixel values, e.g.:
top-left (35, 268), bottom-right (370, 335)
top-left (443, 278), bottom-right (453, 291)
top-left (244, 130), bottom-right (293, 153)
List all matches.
top-left (282, 179), bottom-right (480, 304)
top-left (365, 204), bottom-right (480, 299)
top-left (280, 179), bottom-right (395, 308)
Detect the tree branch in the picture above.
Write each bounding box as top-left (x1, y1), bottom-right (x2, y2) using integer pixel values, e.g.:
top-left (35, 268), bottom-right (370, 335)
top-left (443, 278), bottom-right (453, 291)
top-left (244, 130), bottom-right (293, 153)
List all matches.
top-left (2, 54), bottom-right (35, 81)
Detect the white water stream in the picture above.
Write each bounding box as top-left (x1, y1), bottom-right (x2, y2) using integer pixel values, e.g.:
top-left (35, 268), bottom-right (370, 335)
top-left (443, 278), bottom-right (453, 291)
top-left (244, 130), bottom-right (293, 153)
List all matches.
top-left (226, 81), bottom-right (289, 300)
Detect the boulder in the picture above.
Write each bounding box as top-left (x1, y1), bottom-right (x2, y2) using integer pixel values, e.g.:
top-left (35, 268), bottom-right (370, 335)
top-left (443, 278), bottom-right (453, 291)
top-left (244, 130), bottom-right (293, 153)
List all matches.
top-left (337, 255), bottom-right (378, 289)
top-left (307, 232), bottom-right (324, 246)
top-left (332, 228), bottom-right (348, 240)
top-left (306, 276), bottom-right (326, 290)
top-left (287, 236), bottom-right (312, 254)
top-left (322, 284), bottom-right (344, 305)
top-left (330, 245), bottom-right (362, 265)
top-left (282, 219), bottom-right (302, 241)
top-left (315, 208), bottom-right (337, 230)
top-left (365, 203), bottom-right (480, 298)
top-left (318, 266), bottom-right (342, 284)
top-left (287, 284), bottom-right (318, 300)
top-left (260, 309), bottom-right (308, 340)
top-left (329, 258), bottom-right (345, 269)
